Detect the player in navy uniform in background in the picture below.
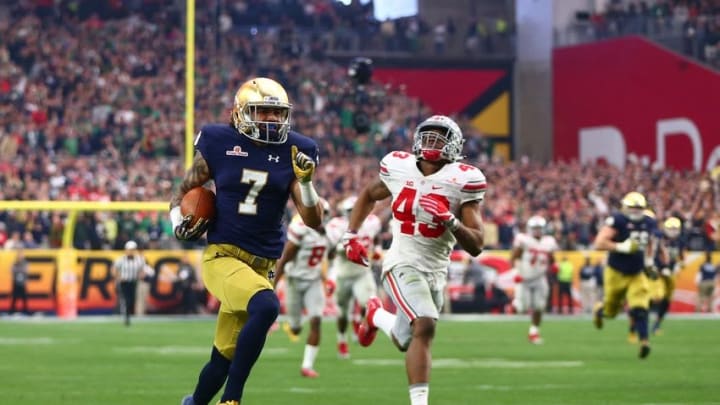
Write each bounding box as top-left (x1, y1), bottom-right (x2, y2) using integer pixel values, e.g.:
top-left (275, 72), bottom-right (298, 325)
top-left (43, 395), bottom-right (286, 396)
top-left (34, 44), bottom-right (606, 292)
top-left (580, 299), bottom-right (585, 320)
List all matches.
top-left (169, 77), bottom-right (323, 405)
top-left (651, 217), bottom-right (685, 335)
top-left (593, 192), bottom-right (658, 359)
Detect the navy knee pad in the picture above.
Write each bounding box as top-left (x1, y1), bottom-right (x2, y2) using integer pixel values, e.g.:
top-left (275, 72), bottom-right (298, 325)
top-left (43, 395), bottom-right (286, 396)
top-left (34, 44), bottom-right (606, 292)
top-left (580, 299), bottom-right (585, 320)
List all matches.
top-left (247, 290), bottom-right (280, 323)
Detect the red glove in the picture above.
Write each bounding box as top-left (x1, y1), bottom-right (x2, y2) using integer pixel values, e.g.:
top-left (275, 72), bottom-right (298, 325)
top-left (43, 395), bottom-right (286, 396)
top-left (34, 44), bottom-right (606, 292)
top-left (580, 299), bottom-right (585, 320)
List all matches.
top-left (514, 274), bottom-right (524, 283)
top-left (418, 194), bottom-right (454, 223)
top-left (324, 279), bottom-right (336, 297)
top-left (342, 231), bottom-right (368, 266)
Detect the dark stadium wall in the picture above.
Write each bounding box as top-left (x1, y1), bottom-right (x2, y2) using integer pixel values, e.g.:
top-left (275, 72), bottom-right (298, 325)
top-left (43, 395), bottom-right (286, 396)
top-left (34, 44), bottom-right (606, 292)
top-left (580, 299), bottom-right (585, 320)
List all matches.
top-left (553, 36), bottom-right (720, 172)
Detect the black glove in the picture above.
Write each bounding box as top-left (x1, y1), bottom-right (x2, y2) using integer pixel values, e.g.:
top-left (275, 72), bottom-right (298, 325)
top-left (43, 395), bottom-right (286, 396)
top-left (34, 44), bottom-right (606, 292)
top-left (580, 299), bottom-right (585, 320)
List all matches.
top-left (174, 215), bottom-right (209, 241)
top-left (643, 265), bottom-right (659, 280)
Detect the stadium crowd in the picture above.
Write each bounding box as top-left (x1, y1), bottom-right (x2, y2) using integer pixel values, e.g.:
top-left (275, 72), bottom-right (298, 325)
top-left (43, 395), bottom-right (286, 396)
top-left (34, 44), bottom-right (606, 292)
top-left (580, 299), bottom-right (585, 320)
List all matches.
top-left (0, 0), bottom-right (718, 253)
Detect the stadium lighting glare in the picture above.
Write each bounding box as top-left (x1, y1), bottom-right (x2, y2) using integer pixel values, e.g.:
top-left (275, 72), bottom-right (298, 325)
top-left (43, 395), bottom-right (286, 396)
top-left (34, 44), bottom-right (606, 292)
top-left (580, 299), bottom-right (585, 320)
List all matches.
top-left (335, 0), bottom-right (416, 20)
top-left (372, 0), bottom-right (417, 20)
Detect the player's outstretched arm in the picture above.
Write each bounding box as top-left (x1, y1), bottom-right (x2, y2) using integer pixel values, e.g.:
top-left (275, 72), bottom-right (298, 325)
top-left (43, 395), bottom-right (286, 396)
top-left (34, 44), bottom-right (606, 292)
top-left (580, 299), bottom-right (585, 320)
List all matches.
top-left (348, 179), bottom-right (391, 232)
top-left (273, 240), bottom-right (300, 288)
top-left (454, 201), bottom-right (484, 257)
top-left (343, 179), bottom-right (391, 266)
top-left (593, 225), bottom-right (626, 252)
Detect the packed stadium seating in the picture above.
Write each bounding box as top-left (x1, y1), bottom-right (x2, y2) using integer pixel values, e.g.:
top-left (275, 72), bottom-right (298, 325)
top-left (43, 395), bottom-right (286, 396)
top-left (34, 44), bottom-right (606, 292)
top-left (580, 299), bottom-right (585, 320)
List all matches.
top-left (0, 0), bottom-right (717, 253)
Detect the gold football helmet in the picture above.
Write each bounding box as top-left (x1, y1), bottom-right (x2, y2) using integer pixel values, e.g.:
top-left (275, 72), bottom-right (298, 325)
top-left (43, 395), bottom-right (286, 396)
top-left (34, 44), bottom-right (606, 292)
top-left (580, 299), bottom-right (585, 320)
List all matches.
top-left (231, 77), bottom-right (292, 144)
top-left (663, 217), bottom-right (681, 238)
top-left (621, 191), bottom-right (647, 221)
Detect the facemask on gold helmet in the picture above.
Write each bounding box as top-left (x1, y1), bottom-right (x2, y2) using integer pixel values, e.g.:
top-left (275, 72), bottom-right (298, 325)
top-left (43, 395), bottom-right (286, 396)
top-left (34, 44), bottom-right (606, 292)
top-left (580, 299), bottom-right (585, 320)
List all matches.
top-left (231, 77), bottom-right (292, 144)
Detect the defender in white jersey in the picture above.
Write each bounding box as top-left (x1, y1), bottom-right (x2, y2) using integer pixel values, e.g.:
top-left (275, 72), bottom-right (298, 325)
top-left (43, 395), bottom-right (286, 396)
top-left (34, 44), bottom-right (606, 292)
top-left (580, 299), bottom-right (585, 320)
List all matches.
top-left (274, 200), bottom-right (331, 378)
top-left (325, 195), bottom-right (382, 359)
top-left (342, 115), bottom-right (486, 405)
top-left (511, 216), bottom-right (558, 344)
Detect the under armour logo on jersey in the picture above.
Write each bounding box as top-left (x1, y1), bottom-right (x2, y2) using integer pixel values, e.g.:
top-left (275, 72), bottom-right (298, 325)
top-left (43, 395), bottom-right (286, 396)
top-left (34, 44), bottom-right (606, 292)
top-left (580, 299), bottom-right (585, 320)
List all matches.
top-left (268, 270), bottom-right (275, 281)
top-left (226, 146), bottom-right (248, 157)
top-left (406, 180), bottom-right (414, 187)
top-left (268, 154), bottom-right (280, 163)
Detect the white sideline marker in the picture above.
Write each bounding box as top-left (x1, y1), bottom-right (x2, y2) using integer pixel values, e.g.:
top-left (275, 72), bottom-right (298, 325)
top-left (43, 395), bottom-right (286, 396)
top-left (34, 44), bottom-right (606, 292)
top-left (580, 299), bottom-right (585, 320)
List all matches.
top-left (353, 358), bottom-right (583, 368)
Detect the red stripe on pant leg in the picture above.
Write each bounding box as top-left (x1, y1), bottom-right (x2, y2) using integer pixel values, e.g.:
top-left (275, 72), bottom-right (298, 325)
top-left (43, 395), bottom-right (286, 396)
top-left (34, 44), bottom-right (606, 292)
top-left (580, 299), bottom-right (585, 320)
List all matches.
top-left (386, 272), bottom-right (417, 321)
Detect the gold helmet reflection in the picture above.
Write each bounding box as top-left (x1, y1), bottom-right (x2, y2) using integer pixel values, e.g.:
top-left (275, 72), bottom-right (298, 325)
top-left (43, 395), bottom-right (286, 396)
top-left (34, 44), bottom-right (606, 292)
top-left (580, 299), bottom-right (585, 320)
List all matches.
top-left (231, 77), bottom-right (292, 144)
top-left (622, 192), bottom-right (647, 209)
top-left (663, 216), bottom-right (681, 238)
top-left (621, 191), bottom-right (647, 221)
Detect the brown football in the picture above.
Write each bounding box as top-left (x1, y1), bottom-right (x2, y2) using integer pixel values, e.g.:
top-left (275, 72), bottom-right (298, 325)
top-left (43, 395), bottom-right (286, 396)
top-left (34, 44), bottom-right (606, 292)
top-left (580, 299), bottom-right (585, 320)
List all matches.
top-left (180, 187), bottom-right (216, 226)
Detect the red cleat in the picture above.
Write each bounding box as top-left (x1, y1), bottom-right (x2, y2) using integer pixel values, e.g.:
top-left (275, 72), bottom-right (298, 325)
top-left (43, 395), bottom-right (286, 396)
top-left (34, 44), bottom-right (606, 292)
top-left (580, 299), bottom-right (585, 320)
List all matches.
top-left (337, 342), bottom-right (350, 359)
top-left (301, 368), bottom-right (319, 378)
top-left (358, 296), bottom-right (382, 347)
top-left (528, 333), bottom-right (544, 345)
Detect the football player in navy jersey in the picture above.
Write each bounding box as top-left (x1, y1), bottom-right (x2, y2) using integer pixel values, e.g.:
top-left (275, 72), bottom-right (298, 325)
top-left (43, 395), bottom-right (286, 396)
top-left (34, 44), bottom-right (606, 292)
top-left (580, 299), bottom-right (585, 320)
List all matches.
top-left (593, 191), bottom-right (657, 359)
top-left (169, 77), bottom-right (323, 405)
top-left (651, 217), bottom-right (685, 335)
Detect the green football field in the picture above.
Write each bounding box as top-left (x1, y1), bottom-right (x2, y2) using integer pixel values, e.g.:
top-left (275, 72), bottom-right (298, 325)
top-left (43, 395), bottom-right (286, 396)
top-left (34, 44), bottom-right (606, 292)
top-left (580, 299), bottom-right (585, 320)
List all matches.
top-left (2, 315), bottom-right (719, 405)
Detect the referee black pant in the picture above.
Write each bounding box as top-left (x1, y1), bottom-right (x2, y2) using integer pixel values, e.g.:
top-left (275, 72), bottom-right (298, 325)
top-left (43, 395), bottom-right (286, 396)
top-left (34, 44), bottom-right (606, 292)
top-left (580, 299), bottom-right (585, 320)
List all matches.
top-left (119, 281), bottom-right (137, 325)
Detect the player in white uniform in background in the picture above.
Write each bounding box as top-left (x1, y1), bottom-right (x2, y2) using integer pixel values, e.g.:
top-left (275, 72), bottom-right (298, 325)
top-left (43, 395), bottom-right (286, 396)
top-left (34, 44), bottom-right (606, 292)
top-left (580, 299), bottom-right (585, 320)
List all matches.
top-left (342, 115), bottom-right (486, 405)
top-left (273, 199), bottom-right (331, 378)
top-left (325, 195), bottom-right (383, 359)
top-left (511, 215), bottom-right (558, 344)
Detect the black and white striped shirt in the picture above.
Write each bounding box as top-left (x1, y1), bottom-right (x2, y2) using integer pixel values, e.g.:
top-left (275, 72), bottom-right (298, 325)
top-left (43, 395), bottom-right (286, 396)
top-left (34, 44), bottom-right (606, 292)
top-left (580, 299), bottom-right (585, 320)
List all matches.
top-left (114, 255), bottom-right (147, 282)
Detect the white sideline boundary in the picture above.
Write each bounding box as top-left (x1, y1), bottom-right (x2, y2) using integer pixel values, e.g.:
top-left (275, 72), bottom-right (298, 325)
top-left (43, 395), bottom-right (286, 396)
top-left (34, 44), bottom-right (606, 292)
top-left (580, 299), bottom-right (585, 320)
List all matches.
top-left (1, 312), bottom-right (719, 324)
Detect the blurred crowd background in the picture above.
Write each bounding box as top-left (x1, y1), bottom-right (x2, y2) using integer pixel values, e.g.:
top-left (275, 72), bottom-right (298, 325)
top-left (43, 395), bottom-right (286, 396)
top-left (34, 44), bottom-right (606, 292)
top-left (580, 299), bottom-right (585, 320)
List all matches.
top-left (0, 0), bottom-right (718, 254)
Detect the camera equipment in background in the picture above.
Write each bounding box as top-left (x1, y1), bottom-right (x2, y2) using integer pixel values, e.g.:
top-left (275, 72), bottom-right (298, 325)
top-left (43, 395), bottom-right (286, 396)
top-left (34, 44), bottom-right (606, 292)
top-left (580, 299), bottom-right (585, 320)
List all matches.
top-left (347, 57), bottom-right (379, 134)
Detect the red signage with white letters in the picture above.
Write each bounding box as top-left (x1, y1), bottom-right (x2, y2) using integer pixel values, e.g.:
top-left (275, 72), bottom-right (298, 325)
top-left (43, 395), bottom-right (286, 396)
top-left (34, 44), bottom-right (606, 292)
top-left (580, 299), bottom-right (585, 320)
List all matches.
top-left (553, 36), bottom-right (720, 171)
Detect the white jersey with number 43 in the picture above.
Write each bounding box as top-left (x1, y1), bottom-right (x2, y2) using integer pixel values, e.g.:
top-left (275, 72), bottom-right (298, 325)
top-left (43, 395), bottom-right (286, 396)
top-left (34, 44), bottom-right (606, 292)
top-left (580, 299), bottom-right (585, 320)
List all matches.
top-left (513, 233), bottom-right (558, 280)
top-left (379, 151), bottom-right (486, 274)
top-left (326, 214), bottom-right (382, 278)
top-left (284, 219), bottom-right (330, 281)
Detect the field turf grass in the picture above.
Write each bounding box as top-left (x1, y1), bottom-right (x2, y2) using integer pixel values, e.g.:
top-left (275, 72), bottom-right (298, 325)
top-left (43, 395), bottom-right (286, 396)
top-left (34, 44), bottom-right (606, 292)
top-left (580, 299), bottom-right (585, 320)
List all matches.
top-left (2, 315), bottom-right (719, 404)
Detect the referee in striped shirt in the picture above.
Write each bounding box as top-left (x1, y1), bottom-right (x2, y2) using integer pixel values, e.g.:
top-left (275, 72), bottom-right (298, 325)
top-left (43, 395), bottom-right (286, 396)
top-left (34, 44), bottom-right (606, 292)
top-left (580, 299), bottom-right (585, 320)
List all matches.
top-left (112, 240), bottom-right (150, 326)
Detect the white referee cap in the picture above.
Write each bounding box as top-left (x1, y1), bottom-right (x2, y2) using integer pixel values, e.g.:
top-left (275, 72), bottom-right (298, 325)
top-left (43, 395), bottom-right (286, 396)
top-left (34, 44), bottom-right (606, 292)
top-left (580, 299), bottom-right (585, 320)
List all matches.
top-left (124, 240), bottom-right (138, 250)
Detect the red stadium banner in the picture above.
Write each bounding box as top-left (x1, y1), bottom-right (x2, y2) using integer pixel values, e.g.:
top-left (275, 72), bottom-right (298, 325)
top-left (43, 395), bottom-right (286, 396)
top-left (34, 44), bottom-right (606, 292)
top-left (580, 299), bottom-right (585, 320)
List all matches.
top-left (553, 36), bottom-right (720, 171)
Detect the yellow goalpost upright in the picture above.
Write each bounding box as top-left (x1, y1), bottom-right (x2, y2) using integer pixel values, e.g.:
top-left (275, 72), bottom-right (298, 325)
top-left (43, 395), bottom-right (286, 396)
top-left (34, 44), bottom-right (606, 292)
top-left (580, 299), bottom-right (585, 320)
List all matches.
top-left (0, 0), bottom-right (197, 319)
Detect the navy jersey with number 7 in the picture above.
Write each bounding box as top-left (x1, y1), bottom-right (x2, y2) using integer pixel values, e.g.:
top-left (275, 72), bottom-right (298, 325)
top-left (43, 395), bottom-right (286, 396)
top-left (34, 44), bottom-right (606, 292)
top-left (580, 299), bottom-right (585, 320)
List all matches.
top-left (195, 123), bottom-right (319, 259)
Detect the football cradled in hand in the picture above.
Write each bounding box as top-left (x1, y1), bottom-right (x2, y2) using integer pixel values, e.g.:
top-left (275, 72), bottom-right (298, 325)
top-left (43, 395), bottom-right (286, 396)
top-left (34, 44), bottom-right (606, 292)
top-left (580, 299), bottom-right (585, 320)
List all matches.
top-left (180, 187), bottom-right (216, 227)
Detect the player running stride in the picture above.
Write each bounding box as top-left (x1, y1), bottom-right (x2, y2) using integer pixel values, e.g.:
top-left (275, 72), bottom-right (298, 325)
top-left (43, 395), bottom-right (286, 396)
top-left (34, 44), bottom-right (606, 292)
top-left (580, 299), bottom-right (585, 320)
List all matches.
top-left (343, 115), bottom-right (486, 405)
top-left (325, 195), bottom-right (382, 359)
top-left (273, 199), bottom-right (332, 378)
top-left (511, 215), bottom-right (558, 344)
top-left (171, 77), bottom-right (323, 405)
